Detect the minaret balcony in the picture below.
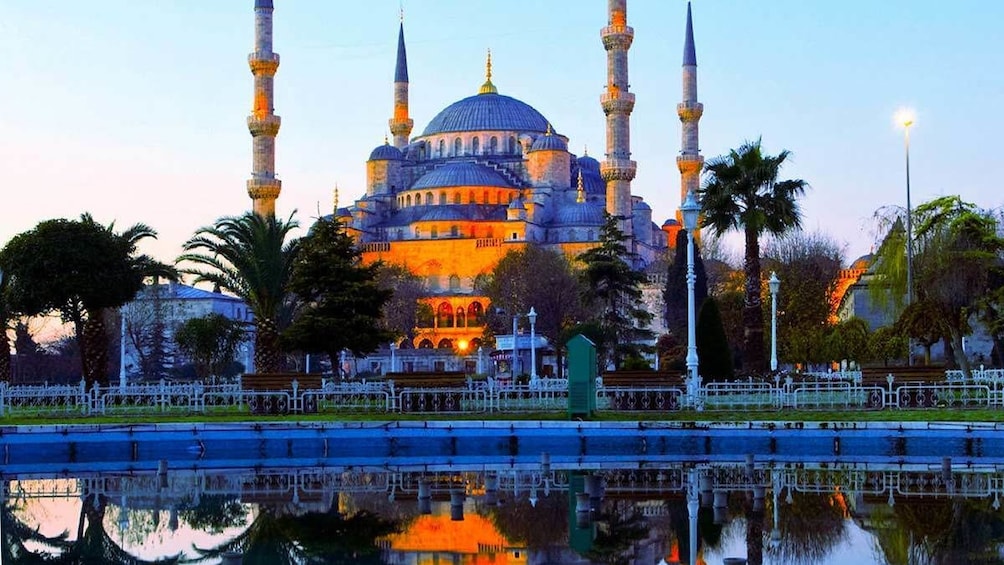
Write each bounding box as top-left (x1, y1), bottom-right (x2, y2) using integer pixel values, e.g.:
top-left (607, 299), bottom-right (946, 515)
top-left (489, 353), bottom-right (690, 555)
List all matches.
top-left (389, 118), bottom-right (414, 136)
top-left (676, 154), bottom-right (704, 175)
top-left (601, 92), bottom-right (635, 115)
top-left (600, 159), bottom-right (637, 182)
top-left (601, 30), bottom-right (634, 51)
top-left (600, 24), bottom-right (634, 39)
top-left (248, 52), bottom-right (280, 75)
top-left (677, 102), bottom-right (704, 121)
top-left (247, 114), bottom-right (281, 137)
top-left (247, 176), bottom-right (282, 200)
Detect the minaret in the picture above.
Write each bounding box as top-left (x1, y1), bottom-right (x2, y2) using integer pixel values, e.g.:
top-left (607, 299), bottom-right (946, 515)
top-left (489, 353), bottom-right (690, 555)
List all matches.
top-left (246, 0), bottom-right (282, 217)
top-left (388, 14), bottom-right (413, 150)
top-left (676, 2), bottom-right (704, 230)
top-left (600, 0), bottom-right (637, 239)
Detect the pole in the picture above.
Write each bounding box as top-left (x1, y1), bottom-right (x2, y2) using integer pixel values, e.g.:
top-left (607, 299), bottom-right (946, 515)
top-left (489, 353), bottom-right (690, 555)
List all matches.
top-left (904, 121), bottom-right (914, 367)
top-left (770, 274), bottom-right (779, 372)
top-left (687, 468), bottom-right (699, 565)
top-left (529, 307), bottom-right (537, 385)
top-left (119, 314), bottom-right (127, 390)
top-left (686, 228), bottom-right (699, 399)
top-left (512, 314), bottom-right (519, 377)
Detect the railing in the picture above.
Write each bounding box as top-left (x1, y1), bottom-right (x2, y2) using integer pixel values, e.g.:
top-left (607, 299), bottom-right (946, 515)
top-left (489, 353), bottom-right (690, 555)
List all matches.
top-left (4, 372), bottom-right (1004, 419)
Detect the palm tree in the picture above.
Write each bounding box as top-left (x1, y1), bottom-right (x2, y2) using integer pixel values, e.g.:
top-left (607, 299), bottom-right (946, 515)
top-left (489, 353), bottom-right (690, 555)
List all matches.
top-left (177, 212), bottom-right (300, 373)
top-left (700, 139), bottom-right (808, 373)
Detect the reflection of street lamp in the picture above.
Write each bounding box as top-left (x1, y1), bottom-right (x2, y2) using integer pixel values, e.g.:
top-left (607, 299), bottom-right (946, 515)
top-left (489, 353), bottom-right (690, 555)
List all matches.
top-left (528, 307), bottom-right (538, 385)
top-left (680, 190), bottom-right (701, 401)
top-left (687, 468), bottom-right (700, 565)
top-left (769, 272), bottom-right (780, 372)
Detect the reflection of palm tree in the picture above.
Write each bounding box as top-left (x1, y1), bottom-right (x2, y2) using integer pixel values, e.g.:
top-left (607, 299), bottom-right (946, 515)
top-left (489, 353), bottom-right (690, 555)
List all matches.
top-left (3, 498), bottom-right (71, 564)
top-left (54, 493), bottom-right (181, 564)
top-left (768, 491), bottom-right (847, 565)
top-left (888, 497), bottom-right (1004, 564)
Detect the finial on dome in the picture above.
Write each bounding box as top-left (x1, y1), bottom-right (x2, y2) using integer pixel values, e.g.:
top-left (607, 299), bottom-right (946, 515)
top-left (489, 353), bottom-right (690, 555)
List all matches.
top-left (576, 170), bottom-right (585, 203)
top-left (583, 145), bottom-right (588, 156)
top-left (545, 123), bottom-right (553, 136)
top-left (334, 184), bottom-right (340, 212)
top-left (478, 49), bottom-right (497, 95)
top-left (384, 133), bottom-right (389, 145)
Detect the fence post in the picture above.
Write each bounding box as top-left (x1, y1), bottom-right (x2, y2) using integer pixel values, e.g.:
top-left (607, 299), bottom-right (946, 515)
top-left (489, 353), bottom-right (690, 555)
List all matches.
top-left (0, 381), bottom-right (6, 417)
top-left (292, 379), bottom-right (300, 413)
top-left (886, 374), bottom-right (896, 409)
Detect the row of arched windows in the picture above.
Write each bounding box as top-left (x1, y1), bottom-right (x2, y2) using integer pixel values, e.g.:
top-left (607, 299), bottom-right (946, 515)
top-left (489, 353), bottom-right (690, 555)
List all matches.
top-left (430, 135), bottom-right (520, 159)
top-left (407, 337), bottom-right (484, 350)
top-left (416, 301), bottom-right (485, 328)
top-left (398, 189), bottom-right (516, 208)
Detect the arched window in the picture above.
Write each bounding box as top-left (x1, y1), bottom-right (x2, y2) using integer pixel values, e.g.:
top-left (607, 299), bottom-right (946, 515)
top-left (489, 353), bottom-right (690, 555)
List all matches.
top-left (469, 190), bottom-right (475, 203)
top-left (437, 302), bottom-right (454, 328)
top-left (489, 136), bottom-right (498, 154)
top-left (418, 144), bottom-right (426, 161)
top-left (472, 137), bottom-right (479, 155)
top-left (453, 137), bottom-right (462, 156)
top-left (453, 192), bottom-right (461, 205)
top-left (471, 337), bottom-right (483, 349)
top-left (508, 136), bottom-right (517, 154)
top-left (398, 338), bottom-right (414, 349)
top-left (437, 339), bottom-right (453, 349)
top-left (414, 227), bottom-right (420, 238)
top-left (486, 227), bottom-right (494, 238)
top-left (482, 190), bottom-right (489, 203)
top-left (496, 191), bottom-right (502, 204)
top-left (418, 339), bottom-right (434, 349)
top-left (449, 274), bottom-right (460, 290)
top-left (508, 194), bottom-right (514, 204)
top-left (426, 191), bottom-right (433, 204)
top-left (570, 229), bottom-right (578, 241)
top-left (468, 301), bottom-right (484, 326)
top-left (431, 226), bottom-right (438, 239)
top-left (406, 195), bottom-right (412, 207)
top-left (588, 229), bottom-right (595, 240)
top-left (438, 139), bottom-right (445, 157)
top-left (439, 192), bottom-right (447, 205)
top-left (450, 225), bottom-right (459, 237)
top-left (396, 229), bottom-right (403, 240)
top-left (456, 307), bottom-right (466, 327)
top-left (416, 193), bottom-right (423, 205)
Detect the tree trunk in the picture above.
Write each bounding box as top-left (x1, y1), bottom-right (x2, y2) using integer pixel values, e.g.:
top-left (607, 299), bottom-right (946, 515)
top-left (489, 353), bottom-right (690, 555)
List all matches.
top-left (743, 228), bottom-right (766, 374)
top-left (82, 310), bottom-right (110, 387)
top-left (949, 329), bottom-right (972, 377)
top-left (254, 317), bottom-right (281, 373)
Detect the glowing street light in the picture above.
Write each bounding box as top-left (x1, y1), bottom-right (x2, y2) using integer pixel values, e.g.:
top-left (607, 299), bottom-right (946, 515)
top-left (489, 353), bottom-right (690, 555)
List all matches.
top-left (769, 272), bottom-right (780, 372)
top-left (680, 190), bottom-right (701, 403)
top-left (896, 108), bottom-right (915, 366)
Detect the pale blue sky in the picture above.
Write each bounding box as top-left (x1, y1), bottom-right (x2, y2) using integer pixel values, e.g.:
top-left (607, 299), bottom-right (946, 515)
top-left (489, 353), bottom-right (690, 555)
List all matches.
top-left (2, 1), bottom-right (1002, 264)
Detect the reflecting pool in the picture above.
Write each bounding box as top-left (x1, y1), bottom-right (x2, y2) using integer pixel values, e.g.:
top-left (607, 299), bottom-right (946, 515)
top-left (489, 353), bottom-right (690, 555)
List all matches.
top-left (6, 455), bottom-right (1004, 564)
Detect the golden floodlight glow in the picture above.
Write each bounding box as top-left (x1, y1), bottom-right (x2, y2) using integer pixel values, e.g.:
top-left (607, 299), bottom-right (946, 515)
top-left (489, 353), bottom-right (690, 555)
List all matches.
top-left (894, 107), bottom-right (916, 128)
top-left (458, 339), bottom-right (469, 352)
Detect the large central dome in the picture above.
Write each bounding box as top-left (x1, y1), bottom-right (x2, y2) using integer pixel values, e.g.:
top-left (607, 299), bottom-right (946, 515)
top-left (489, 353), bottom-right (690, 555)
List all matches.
top-left (421, 92), bottom-right (551, 136)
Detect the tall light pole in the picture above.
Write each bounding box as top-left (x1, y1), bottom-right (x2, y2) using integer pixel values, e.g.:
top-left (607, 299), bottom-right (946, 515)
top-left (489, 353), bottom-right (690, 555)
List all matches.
top-left (896, 108), bottom-right (915, 366)
top-left (528, 307), bottom-right (538, 385)
top-left (680, 190), bottom-right (701, 402)
top-left (769, 272), bottom-right (780, 372)
top-left (512, 313), bottom-right (519, 377)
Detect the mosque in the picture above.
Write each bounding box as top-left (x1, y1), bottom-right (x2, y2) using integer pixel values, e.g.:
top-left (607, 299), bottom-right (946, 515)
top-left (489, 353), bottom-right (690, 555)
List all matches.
top-left (245, 1), bottom-right (704, 352)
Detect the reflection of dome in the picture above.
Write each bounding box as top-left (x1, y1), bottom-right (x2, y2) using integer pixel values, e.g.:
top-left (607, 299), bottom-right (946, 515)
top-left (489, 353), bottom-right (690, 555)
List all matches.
top-left (422, 92), bottom-right (550, 136)
top-left (555, 202), bottom-right (604, 225)
top-left (368, 143), bottom-right (403, 161)
top-left (412, 162), bottom-right (512, 190)
top-left (530, 132), bottom-right (568, 152)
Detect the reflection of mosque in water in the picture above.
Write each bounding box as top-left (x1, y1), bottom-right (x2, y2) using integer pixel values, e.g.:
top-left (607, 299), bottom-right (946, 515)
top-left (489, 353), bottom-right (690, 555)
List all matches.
top-left (6, 458), bottom-right (1004, 564)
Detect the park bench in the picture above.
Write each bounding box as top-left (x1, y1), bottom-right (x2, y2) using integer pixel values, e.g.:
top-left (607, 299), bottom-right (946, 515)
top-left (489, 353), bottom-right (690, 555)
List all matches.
top-left (242, 373), bottom-right (325, 414)
top-left (385, 371), bottom-right (470, 413)
top-left (599, 370), bottom-right (685, 411)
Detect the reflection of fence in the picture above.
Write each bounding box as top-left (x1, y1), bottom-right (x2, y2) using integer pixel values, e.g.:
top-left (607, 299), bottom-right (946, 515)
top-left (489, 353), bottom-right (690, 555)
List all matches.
top-left (4, 373), bottom-right (1004, 418)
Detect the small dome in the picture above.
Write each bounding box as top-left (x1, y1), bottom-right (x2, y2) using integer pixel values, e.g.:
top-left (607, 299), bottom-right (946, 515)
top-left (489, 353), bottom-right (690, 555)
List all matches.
top-left (554, 202), bottom-right (604, 225)
top-left (850, 253), bottom-right (874, 270)
top-left (577, 154), bottom-right (600, 172)
top-left (529, 131), bottom-right (568, 153)
top-left (368, 143), bottom-right (403, 161)
top-left (662, 218), bottom-right (680, 227)
top-left (412, 162), bottom-right (512, 190)
top-left (633, 200), bottom-right (652, 212)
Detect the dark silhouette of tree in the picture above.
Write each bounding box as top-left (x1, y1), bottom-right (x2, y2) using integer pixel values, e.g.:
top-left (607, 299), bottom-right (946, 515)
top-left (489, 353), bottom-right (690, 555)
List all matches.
top-left (374, 263), bottom-right (426, 344)
top-left (700, 139), bottom-right (809, 374)
top-left (174, 314), bottom-right (248, 380)
top-left (697, 297), bottom-right (734, 382)
top-left (664, 229), bottom-right (708, 339)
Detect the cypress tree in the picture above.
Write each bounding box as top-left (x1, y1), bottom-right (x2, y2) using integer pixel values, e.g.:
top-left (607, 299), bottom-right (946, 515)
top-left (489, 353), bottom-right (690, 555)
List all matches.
top-left (697, 296), bottom-right (734, 382)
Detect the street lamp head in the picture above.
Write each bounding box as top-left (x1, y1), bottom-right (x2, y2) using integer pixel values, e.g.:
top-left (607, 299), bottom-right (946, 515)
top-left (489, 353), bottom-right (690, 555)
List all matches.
top-left (894, 107), bottom-right (915, 129)
top-left (527, 306), bottom-right (537, 324)
top-left (680, 190), bottom-right (700, 232)
top-left (768, 271), bottom-right (780, 295)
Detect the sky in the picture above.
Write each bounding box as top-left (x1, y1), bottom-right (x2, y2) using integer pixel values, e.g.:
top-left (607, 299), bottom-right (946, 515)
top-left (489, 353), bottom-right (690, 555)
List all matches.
top-left (2, 0), bottom-right (1002, 267)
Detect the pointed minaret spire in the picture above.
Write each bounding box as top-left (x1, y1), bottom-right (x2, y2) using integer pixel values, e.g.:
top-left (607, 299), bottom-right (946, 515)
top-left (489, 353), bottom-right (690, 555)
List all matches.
top-left (576, 170), bottom-right (586, 203)
top-left (247, 0), bottom-right (282, 217)
top-left (676, 1), bottom-right (704, 233)
top-left (479, 49), bottom-right (498, 94)
top-left (600, 0), bottom-right (637, 242)
top-left (334, 184), bottom-right (340, 213)
top-left (389, 16), bottom-right (413, 150)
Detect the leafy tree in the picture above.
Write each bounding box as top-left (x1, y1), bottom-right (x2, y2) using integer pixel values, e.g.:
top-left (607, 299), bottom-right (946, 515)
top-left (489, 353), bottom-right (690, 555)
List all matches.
top-left (578, 214), bottom-right (654, 370)
top-left (0, 214), bottom-right (171, 386)
top-left (895, 301), bottom-right (947, 366)
top-left (696, 297), bottom-right (734, 382)
top-left (763, 231), bottom-right (844, 368)
top-left (282, 217), bottom-right (393, 367)
top-left (481, 245), bottom-right (586, 368)
top-left (375, 263), bottom-right (426, 344)
top-left (664, 228), bottom-right (708, 338)
top-left (824, 317), bottom-right (870, 368)
top-left (0, 269), bottom-right (10, 381)
top-left (700, 139), bottom-right (809, 373)
top-left (869, 325), bottom-right (908, 367)
top-left (174, 313), bottom-right (248, 380)
top-left (178, 212), bottom-right (300, 374)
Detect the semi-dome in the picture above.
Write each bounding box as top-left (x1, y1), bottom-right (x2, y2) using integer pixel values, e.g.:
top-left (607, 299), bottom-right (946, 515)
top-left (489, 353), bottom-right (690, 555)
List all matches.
top-left (422, 92), bottom-right (551, 136)
top-left (368, 143), bottom-right (403, 161)
top-left (577, 153), bottom-right (600, 171)
top-left (420, 207), bottom-right (466, 222)
top-left (411, 162), bottom-right (513, 190)
top-left (529, 130), bottom-right (568, 152)
top-left (554, 202), bottom-right (605, 225)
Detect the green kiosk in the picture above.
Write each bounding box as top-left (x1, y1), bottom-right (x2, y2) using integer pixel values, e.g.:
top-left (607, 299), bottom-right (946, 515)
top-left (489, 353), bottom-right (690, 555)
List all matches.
top-left (567, 334), bottom-right (597, 420)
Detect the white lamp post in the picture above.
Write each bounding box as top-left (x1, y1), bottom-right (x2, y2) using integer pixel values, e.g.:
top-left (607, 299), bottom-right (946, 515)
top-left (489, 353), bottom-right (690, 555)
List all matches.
top-left (389, 342), bottom-right (397, 374)
top-left (769, 272), bottom-right (780, 372)
top-left (896, 108), bottom-right (916, 366)
top-left (680, 190), bottom-right (701, 403)
top-left (528, 307), bottom-right (538, 385)
top-left (511, 313), bottom-right (519, 377)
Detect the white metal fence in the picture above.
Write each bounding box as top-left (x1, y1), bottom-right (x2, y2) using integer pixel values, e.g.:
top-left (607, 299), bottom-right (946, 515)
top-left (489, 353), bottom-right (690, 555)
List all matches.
top-left (3, 372), bottom-right (1004, 418)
